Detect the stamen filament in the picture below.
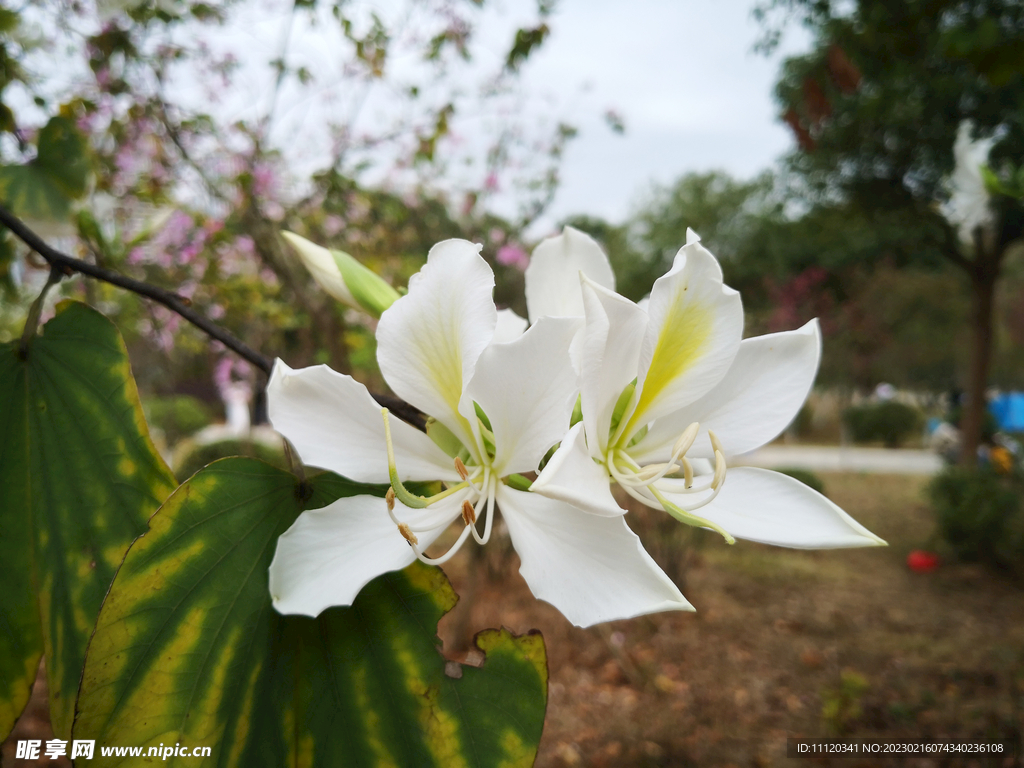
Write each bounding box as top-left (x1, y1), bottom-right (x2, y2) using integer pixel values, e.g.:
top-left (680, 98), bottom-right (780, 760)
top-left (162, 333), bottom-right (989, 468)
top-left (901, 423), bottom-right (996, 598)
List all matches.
top-left (649, 486), bottom-right (735, 545)
top-left (382, 408), bottom-right (428, 508)
top-left (470, 469), bottom-right (492, 545)
top-left (476, 475), bottom-right (498, 546)
top-left (410, 523), bottom-right (475, 566)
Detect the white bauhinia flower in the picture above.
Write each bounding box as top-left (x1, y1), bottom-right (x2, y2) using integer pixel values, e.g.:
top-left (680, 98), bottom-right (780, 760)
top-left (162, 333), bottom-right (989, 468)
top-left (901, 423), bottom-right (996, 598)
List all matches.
top-left (941, 121), bottom-right (997, 247)
top-left (531, 230), bottom-right (886, 550)
top-left (525, 225), bottom-right (616, 322)
top-left (266, 238), bottom-right (691, 627)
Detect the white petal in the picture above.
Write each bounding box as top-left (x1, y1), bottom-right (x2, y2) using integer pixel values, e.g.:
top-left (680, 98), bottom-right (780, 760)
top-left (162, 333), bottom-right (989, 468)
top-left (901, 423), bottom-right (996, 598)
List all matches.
top-left (624, 241), bottom-right (744, 441)
top-left (532, 423), bottom-right (623, 516)
top-left (269, 493), bottom-right (464, 617)
top-left (267, 359), bottom-right (459, 484)
top-left (580, 277), bottom-right (649, 457)
top-left (661, 467), bottom-right (886, 549)
top-left (525, 226), bottom-right (615, 323)
top-left (497, 486), bottom-right (692, 627)
top-left (281, 231), bottom-right (356, 307)
top-left (377, 239), bottom-right (496, 448)
top-left (463, 316), bottom-right (582, 476)
top-left (493, 308), bottom-right (528, 343)
top-left (941, 121), bottom-right (996, 245)
top-left (630, 320), bottom-right (822, 463)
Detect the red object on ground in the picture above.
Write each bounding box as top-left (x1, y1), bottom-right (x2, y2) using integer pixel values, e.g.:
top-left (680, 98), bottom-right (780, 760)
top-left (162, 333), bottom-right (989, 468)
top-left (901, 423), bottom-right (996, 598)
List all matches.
top-left (907, 550), bottom-right (940, 573)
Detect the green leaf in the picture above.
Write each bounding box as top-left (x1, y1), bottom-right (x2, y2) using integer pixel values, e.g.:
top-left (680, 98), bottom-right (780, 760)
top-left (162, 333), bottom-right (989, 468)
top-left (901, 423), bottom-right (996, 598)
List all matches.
top-left (0, 164), bottom-right (74, 221)
top-left (0, 302), bottom-right (177, 739)
top-left (74, 458), bottom-right (548, 767)
top-left (0, 116), bottom-right (91, 222)
top-left (36, 116), bottom-right (91, 199)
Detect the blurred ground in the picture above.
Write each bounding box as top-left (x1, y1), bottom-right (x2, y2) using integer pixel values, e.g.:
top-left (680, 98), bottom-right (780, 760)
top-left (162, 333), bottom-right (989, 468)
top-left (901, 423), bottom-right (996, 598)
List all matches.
top-left (440, 474), bottom-right (1023, 768)
top-left (4, 474), bottom-right (1021, 767)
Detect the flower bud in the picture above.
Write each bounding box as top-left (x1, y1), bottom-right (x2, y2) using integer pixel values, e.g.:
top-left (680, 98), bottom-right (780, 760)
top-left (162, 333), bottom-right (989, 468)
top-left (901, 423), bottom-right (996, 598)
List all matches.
top-left (281, 231), bottom-right (400, 318)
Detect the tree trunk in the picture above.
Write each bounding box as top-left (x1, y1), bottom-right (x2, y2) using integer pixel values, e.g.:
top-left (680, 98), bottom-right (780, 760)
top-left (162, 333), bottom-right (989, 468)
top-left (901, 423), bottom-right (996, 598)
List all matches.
top-left (959, 248), bottom-right (999, 467)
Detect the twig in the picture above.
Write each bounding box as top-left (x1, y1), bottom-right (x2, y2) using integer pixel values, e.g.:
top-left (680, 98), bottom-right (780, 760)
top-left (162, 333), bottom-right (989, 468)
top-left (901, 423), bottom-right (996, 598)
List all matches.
top-left (0, 204), bottom-right (429, 430)
top-left (0, 203), bottom-right (274, 376)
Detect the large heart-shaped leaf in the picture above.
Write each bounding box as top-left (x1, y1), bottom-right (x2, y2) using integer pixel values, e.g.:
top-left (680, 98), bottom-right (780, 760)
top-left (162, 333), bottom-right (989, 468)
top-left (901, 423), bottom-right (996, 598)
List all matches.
top-left (74, 458), bottom-right (548, 767)
top-left (0, 301), bottom-right (177, 739)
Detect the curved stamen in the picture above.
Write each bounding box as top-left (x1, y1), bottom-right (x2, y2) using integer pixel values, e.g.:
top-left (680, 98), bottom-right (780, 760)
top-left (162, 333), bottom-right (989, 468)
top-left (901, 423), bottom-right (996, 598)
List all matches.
top-left (606, 425), bottom-right (734, 544)
top-left (469, 468), bottom-right (492, 545)
top-left (409, 523), bottom-right (475, 566)
top-left (382, 408), bottom-right (428, 508)
top-left (477, 475), bottom-right (498, 546)
top-left (649, 485), bottom-right (735, 544)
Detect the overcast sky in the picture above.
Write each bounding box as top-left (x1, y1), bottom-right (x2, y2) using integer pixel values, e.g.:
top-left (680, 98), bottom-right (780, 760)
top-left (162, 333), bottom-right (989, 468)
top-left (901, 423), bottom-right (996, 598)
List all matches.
top-left (512, 0), bottom-right (810, 233)
top-left (180, 0), bottom-right (811, 235)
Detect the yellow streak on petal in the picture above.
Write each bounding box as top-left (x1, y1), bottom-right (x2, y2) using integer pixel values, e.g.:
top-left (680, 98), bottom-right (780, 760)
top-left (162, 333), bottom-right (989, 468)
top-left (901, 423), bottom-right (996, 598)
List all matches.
top-left (624, 289), bottom-right (712, 441)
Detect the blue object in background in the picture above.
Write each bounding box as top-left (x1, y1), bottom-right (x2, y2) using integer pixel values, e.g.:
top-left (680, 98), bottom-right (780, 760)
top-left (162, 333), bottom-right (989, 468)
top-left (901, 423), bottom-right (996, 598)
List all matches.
top-left (990, 392), bottom-right (1024, 431)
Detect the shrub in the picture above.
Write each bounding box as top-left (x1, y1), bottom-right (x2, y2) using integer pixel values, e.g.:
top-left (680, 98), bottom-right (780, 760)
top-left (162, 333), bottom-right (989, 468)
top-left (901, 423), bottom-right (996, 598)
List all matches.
top-left (145, 394), bottom-right (215, 444)
top-left (927, 466), bottom-right (1024, 576)
top-left (843, 401), bottom-right (922, 447)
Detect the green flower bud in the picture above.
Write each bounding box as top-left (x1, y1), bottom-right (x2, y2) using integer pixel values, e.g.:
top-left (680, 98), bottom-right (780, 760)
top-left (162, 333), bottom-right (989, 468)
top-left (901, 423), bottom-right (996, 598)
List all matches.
top-left (282, 231), bottom-right (400, 318)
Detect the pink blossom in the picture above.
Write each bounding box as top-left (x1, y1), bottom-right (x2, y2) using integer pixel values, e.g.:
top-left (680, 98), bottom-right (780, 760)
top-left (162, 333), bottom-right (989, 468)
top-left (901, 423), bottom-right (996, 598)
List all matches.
top-left (253, 164), bottom-right (278, 198)
top-left (323, 214), bottom-right (345, 237)
top-left (496, 244), bottom-right (529, 271)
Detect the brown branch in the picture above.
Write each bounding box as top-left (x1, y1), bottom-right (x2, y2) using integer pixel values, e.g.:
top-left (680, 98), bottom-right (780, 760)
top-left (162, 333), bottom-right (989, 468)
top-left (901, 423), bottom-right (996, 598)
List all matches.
top-left (0, 204), bottom-right (429, 430)
top-left (0, 203), bottom-right (274, 376)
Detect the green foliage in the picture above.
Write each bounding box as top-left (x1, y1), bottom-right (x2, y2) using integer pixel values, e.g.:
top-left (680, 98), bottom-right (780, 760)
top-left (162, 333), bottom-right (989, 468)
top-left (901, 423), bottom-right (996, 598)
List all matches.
top-left (842, 401), bottom-right (923, 448)
top-left (928, 465), bottom-right (1024, 576)
top-left (775, 467), bottom-right (827, 497)
top-left (74, 458), bottom-right (549, 767)
top-left (0, 302), bottom-right (177, 740)
top-left (821, 670), bottom-right (870, 734)
top-left (0, 116), bottom-right (91, 222)
top-left (144, 394), bottom-right (214, 445)
top-left (173, 436), bottom-right (287, 481)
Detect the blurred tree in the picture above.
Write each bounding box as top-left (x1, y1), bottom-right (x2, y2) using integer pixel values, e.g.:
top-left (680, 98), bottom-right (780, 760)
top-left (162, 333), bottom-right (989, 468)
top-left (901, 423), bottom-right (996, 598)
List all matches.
top-left (0, 0), bottom-right (567, 409)
top-left (758, 0), bottom-right (1024, 464)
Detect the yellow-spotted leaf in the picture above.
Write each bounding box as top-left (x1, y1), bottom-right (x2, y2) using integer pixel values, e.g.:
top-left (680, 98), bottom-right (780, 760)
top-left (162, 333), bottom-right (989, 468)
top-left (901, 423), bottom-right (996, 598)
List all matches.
top-left (73, 458), bottom-right (548, 767)
top-left (0, 301), bottom-right (177, 740)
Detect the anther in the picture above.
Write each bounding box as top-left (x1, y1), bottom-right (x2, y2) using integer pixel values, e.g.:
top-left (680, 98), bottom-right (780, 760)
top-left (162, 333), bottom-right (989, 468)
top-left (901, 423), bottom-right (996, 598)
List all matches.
top-left (398, 523), bottom-right (418, 546)
top-left (711, 450), bottom-right (727, 490)
top-left (708, 429), bottom-right (724, 457)
top-left (682, 457), bottom-right (694, 489)
top-left (454, 457), bottom-right (469, 481)
top-left (386, 487), bottom-right (395, 512)
top-left (461, 500), bottom-right (476, 526)
top-left (673, 422), bottom-right (700, 458)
